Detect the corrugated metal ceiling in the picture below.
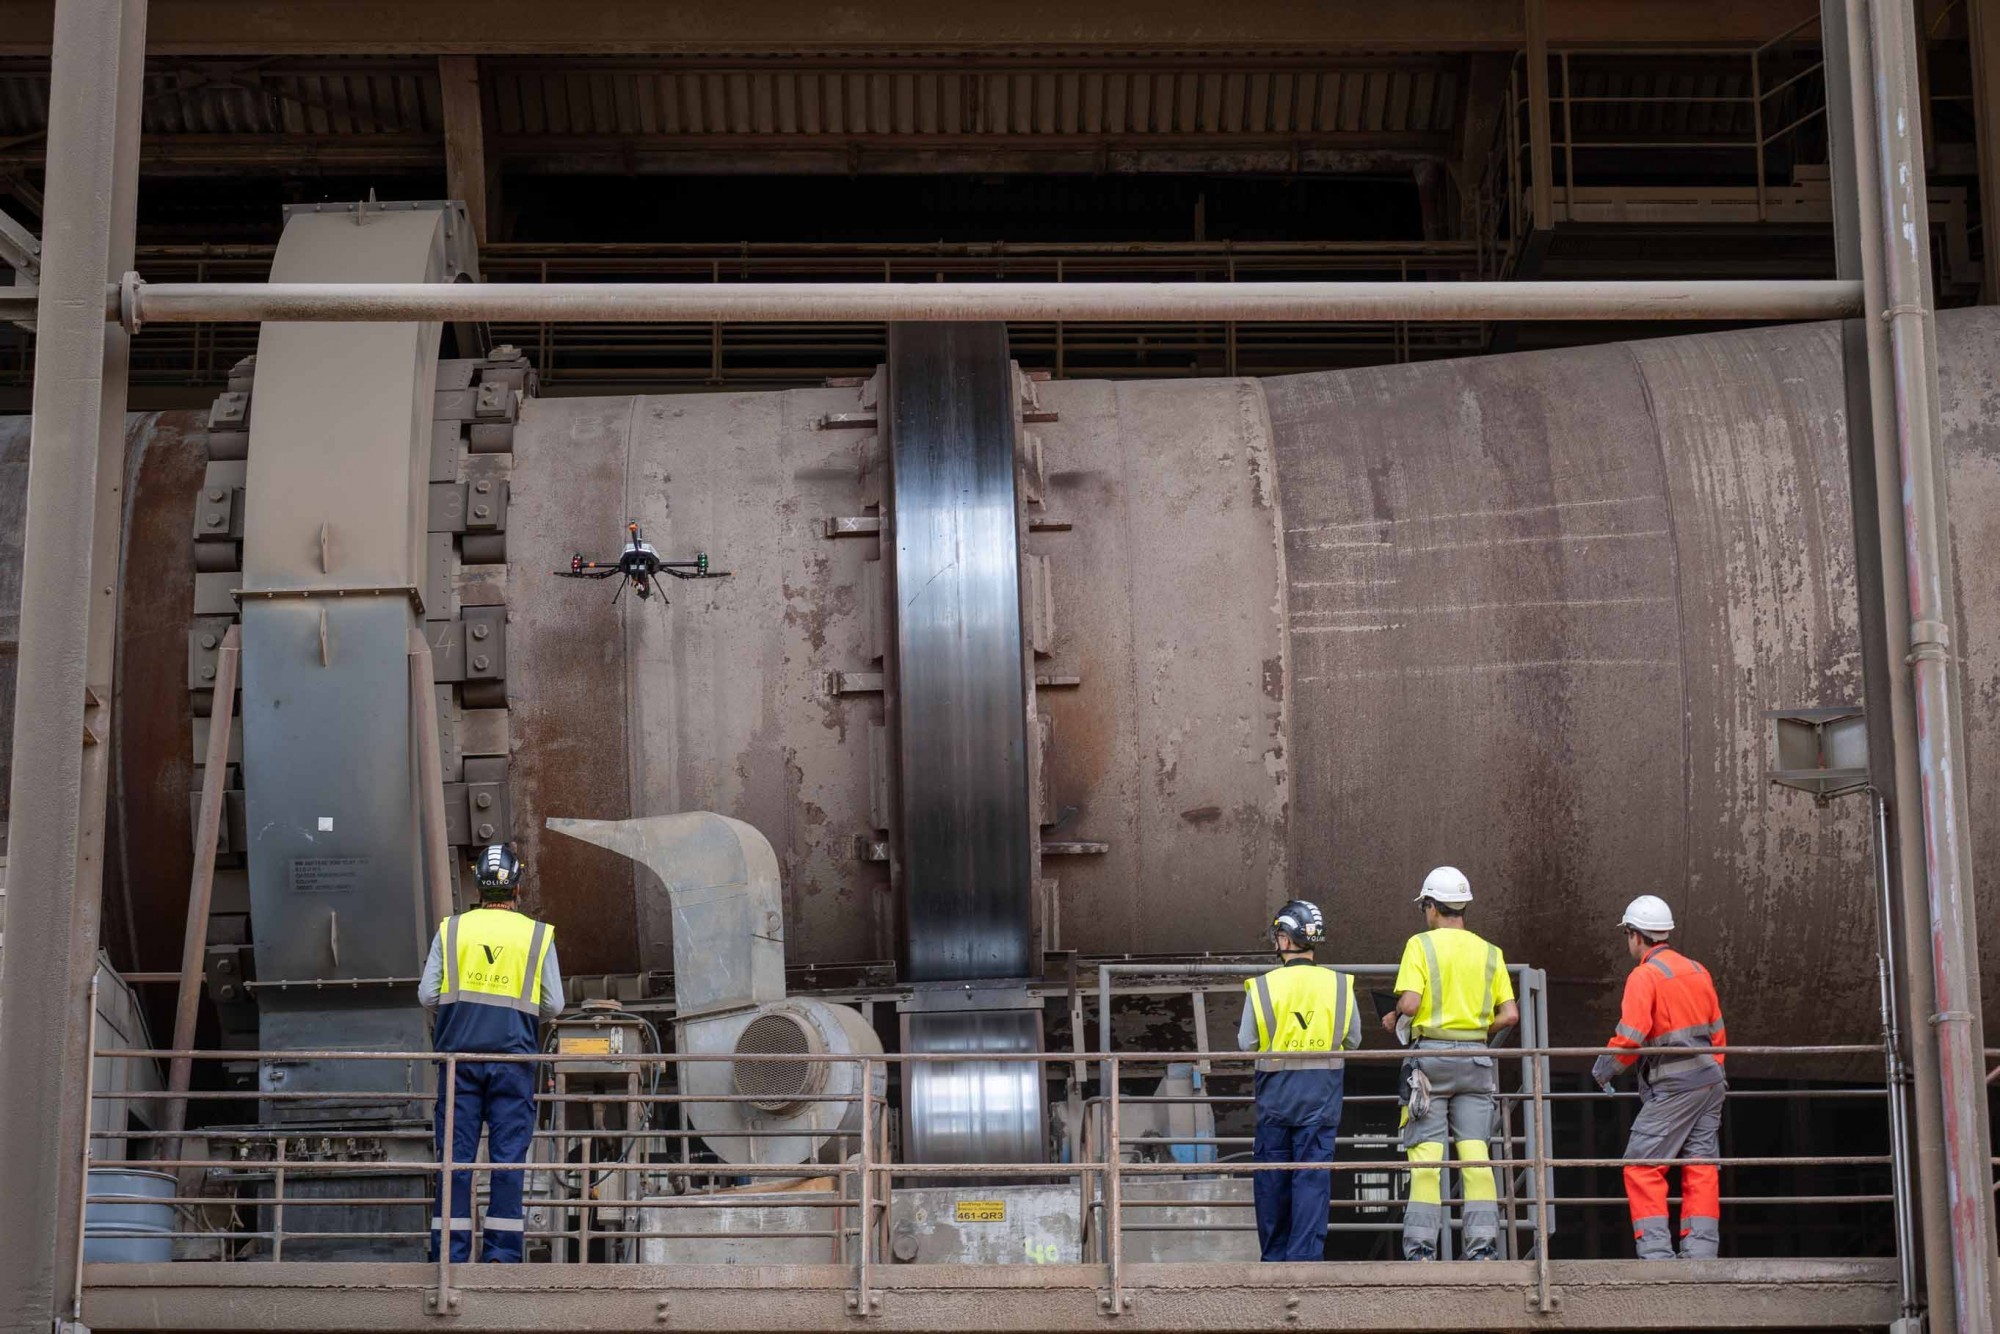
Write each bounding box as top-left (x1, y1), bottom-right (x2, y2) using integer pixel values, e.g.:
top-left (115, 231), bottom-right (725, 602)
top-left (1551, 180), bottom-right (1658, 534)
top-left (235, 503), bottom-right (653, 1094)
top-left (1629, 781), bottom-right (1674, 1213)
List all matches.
top-left (482, 61), bottom-right (1461, 139)
top-left (0, 55), bottom-right (1464, 145)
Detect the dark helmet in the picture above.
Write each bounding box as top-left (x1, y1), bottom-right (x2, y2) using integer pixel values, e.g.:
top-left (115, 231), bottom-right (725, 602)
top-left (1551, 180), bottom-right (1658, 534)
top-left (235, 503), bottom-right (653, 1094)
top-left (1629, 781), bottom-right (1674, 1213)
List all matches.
top-left (473, 842), bottom-right (524, 901)
top-left (1270, 899), bottom-right (1325, 948)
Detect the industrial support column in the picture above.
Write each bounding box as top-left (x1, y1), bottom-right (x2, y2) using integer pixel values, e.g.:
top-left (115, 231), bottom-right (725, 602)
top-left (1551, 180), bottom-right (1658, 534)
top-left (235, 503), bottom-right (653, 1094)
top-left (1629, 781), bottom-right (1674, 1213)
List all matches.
top-left (0, 1), bottom-right (148, 1332)
top-left (1836, 0), bottom-right (2000, 1328)
top-left (1820, 1), bottom-right (1954, 1325)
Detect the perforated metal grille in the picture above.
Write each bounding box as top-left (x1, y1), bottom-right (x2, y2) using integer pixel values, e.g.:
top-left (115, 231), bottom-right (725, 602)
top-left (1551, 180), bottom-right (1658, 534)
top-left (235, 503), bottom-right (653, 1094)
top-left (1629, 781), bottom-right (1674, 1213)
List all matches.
top-left (732, 1010), bottom-right (823, 1113)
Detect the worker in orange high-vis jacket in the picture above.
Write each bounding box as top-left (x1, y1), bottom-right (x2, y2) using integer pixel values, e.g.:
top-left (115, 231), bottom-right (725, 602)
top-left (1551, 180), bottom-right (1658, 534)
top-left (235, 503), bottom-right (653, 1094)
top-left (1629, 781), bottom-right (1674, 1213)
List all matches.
top-left (1590, 895), bottom-right (1726, 1260)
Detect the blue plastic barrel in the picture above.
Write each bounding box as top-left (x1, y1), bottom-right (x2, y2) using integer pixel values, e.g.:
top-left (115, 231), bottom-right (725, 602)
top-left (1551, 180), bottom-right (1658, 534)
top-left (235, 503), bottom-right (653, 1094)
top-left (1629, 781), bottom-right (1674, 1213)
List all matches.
top-left (84, 1168), bottom-right (177, 1263)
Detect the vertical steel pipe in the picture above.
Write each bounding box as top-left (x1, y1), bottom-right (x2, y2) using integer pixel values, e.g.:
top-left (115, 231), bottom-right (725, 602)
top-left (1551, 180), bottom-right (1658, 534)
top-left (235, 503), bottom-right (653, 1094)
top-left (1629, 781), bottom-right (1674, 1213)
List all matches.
top-left (0, 2), bottom-right (148, 1332)
top-left (1848, 0), bottom-right (2000, 1324)
top-left (1878, 795), bottom-right (1922, 1318)
top-left (1820, 0), bottom-right (1960, 1323)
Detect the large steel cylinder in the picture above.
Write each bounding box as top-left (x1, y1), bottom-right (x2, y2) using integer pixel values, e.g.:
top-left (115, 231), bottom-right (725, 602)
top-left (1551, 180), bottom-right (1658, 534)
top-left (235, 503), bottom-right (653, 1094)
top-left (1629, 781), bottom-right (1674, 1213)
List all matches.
top-left (14, 306), bottom-right (2000, 1052)
top-left (494, 307), bottom-right (2000, 1050)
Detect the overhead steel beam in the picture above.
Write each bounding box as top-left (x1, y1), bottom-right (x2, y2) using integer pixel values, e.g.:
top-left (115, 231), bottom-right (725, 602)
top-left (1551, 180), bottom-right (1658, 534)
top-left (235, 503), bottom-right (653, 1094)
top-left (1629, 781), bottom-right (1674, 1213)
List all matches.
top-left (0, 3), bottom-right (148, 1334)
top-left (438, 56), bottom-right (490, 245)
top-left (0, 134), bottom-right (1451, 179)
top-left (0, 0), bottom-right (1825, 55)
top-left (69, 278), bottom-right (1865, 328)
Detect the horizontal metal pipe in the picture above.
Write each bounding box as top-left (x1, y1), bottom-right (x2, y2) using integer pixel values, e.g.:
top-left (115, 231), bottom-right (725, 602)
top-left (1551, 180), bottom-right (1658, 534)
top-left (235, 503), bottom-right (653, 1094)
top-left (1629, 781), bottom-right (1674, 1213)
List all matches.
top-left (79, 278), bottom-right (1865, 329)
top-left (94, 1042), bottom-right (1882, 1061)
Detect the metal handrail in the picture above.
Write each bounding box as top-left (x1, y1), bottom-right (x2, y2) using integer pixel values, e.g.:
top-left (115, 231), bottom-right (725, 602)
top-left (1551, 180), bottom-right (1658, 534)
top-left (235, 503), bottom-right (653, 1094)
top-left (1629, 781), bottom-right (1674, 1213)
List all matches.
top-left (82, 1034), bottom-right (1900, 1311)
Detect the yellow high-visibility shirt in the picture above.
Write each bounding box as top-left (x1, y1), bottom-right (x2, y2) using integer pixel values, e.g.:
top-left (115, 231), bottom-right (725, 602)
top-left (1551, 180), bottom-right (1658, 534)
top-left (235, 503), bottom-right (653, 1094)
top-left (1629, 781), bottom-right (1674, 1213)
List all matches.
top-left (439, 907), bottom-right (553, 1014)
top-left (1246, 962), bottom-right (1356, 1055)
top-left (1393, 928), bottom-right (1513, 1039)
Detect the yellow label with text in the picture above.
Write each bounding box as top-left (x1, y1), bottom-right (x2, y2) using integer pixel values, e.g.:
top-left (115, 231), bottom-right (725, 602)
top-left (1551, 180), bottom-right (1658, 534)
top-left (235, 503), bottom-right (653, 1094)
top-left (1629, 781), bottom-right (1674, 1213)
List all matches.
top-left (954, 1200), bottom-right (1006, 1223)
top-left (559, 1035), bottom-right (614, 1055)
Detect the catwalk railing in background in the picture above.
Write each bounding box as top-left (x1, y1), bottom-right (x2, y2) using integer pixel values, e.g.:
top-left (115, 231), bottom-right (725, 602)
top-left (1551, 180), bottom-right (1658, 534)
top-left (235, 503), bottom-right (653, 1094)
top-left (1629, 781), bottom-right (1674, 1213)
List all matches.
top-left (79, 1029), bottom-right (1906, 1319)
top-left (1477, 19), bottom-right (1831, 276)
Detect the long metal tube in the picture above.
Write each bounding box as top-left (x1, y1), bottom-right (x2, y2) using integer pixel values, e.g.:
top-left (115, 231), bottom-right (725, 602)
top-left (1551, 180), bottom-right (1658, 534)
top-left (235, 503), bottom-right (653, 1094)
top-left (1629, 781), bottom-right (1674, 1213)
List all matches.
top-left (1878, 793), bottom-right (1922, 1317)
top-left (1821, 0), bottom-right (1958, 1320)
top-left (1864, 0), bottom-right (1999, 1326)
top-left (83, 278), bottom-right (1865, 328)
top-left (0, 2), bottom-right (147, 1332)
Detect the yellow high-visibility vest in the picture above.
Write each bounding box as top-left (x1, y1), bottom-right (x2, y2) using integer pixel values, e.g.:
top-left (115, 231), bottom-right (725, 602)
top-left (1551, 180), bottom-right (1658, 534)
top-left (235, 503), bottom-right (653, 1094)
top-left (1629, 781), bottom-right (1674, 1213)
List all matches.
top-left (437, 907), bottom-right (553, 1014)
top-left (1393, 928), bottom-right (1512, 1039)
top-left (1246, 963), bottom-right (1354, 1069)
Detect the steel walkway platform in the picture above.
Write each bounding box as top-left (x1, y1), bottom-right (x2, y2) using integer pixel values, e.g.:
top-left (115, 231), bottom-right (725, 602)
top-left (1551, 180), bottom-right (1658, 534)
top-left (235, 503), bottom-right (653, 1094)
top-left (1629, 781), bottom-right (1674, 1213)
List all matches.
top-left (81, 1258), bottom-right (1902, 1332)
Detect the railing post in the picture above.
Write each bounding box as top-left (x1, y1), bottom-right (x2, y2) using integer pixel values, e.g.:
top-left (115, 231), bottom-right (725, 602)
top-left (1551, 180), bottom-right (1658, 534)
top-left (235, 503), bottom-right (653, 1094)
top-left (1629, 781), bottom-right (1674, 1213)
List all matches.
top-left (1559, 52), bottom-right (1575, 217)
top-left (850, 1056), bottom-right (875, 1317)
top-left (1750, 49), bottom-right (1768, 222)
top-left (1055, 257), bottom-right (1066, 380)
top-left (1102, 1055), bottom-right (1125, 1317)
top-left (434, 1054), bottom-right (455, 1313)
top-left (70, 975), bottom-right (100, 1325)
top-left (1526, 1047), bottom-right (1554, 1314)
top-left (272, 1132), bottom-right (287, 1264)
top-left (579, 1086), bottom-right (593, 1267)
top-left (1225, 253), bottom-right (1238, 377)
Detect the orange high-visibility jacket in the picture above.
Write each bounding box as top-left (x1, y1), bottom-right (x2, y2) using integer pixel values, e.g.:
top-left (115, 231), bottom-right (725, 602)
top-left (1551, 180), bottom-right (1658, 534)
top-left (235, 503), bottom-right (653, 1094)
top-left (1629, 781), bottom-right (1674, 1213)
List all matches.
top-left (1606, 945), bottom-right (1727, 1088)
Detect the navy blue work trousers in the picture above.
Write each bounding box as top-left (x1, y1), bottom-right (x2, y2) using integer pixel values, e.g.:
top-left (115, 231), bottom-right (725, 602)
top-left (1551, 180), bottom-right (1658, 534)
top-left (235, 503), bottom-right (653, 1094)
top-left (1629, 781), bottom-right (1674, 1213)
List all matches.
top-left (431, 1059), bottom-right (537, 1263)
top-left (1252, 1118), bottom-right (1340, 1262)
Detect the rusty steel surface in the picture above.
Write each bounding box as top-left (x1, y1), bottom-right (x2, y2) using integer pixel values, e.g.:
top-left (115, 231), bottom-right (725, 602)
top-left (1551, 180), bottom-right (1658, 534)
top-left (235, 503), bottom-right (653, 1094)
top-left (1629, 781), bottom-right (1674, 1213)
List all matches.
top-left (1265, 307), bottom-right (2000, 1053)
top-left (76, 1258), bottom-right (1900, 1331)
top-left (9, 307), bottom-right (2000, 1042)
top-left (105, 410), bottom-right (204, 979)
top-left (506, 386), bottom-right (889, 973)
top-left (1032, 376), bottom-right (1290, 955)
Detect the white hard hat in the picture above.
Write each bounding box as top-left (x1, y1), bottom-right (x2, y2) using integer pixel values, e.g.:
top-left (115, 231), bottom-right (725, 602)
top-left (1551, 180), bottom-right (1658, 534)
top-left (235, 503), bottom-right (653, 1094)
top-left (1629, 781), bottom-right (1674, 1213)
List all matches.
top-left (1417, 865), bottom-right (1473, 906)
top-left (1620, 894), bottom-right (1675, 934)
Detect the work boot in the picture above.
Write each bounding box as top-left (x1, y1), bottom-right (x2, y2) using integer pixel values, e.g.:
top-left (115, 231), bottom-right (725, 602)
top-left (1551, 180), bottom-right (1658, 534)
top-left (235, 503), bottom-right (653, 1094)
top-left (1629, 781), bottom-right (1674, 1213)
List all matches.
top-left (1678, 1217), bottom-right (1720, 1259)
top-left (1632, 1217), bottom-right (1674, 1260)
top-left (1461, 1239), bottom-right (1499, 1261)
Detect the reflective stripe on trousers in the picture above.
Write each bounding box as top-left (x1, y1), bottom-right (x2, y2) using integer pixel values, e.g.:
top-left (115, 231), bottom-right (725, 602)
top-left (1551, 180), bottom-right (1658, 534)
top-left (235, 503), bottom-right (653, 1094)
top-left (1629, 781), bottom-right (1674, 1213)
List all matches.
top-left (432, 1060), bottom-right (537, 1265)
top-left (1400, 1044), bottom-right (1500, 1261)
top-left (1623, 1080), bottom-right (1724, 1260)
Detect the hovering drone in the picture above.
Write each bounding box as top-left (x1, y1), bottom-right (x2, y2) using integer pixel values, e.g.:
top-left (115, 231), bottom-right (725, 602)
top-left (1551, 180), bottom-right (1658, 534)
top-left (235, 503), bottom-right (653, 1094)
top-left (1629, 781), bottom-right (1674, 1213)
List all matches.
top-left (552, 522), bottom-right (729, 604)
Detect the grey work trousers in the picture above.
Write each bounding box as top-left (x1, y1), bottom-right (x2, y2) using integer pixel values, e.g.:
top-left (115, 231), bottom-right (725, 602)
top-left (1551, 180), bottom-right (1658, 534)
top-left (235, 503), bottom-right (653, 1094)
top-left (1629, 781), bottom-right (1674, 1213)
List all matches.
top-left (1399, 1042), bottom-right (1500, 1260)
top-left (1624, 1078), bottom-right (1725, 1259)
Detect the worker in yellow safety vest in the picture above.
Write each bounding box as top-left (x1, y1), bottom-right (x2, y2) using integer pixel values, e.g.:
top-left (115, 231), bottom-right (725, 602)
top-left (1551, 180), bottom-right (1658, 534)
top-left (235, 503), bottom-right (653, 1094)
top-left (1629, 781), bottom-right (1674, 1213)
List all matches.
top-left (1238, 898), bottom-right (1360, 1261)
top-left (1382, 866), bottom-right (1518, 1260)
top-left (418, 842), bottom-right (563, 1263)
